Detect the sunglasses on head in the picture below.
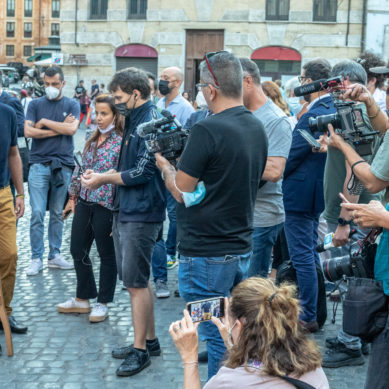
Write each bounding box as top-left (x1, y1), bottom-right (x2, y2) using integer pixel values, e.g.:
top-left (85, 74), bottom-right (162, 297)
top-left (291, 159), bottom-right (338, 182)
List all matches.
top-left (204, 51), bottom-right (229, 87)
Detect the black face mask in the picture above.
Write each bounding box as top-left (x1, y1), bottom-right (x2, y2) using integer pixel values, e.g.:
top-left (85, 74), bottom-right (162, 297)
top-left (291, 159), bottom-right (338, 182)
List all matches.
top-left (159, 80), bottom-right (171, 96)
top-left (115, 94), bottom-right (136, 117)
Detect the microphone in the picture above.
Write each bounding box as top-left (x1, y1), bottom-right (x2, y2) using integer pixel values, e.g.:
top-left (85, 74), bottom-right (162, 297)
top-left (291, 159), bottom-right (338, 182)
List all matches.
top-left (294, 79), bottom-right (327, 97)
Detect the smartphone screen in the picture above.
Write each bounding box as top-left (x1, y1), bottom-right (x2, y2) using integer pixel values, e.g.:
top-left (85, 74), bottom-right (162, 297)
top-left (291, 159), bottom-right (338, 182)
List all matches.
top-left (187, 297), bottom-right (224, 323)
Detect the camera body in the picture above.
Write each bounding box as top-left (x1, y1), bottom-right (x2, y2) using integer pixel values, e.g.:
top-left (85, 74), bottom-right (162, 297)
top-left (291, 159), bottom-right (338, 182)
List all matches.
top-left (137, 110), bottom-right (189, 166)
top-left (309, 101), bottom-right (376, 156)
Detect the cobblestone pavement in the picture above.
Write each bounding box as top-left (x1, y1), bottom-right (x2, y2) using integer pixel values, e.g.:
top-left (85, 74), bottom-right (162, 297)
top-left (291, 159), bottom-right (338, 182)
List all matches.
top-left (0, 126), bottom-right (368, 388)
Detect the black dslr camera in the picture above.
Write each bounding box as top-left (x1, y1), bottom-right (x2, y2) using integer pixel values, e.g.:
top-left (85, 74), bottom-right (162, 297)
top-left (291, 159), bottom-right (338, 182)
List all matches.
top-left (137, 110), bottom-right (189, 166)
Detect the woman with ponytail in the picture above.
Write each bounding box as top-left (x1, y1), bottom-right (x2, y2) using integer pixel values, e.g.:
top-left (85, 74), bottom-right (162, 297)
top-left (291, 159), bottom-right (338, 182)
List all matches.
top-left (170, 277), bottom-right (329, 388)
top-left (57, 94), bottom-right (123, 323)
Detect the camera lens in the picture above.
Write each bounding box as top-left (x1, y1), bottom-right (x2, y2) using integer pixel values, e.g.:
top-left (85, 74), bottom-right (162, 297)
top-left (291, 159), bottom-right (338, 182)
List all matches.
top-left (323, 255), bottom-right (353, 282)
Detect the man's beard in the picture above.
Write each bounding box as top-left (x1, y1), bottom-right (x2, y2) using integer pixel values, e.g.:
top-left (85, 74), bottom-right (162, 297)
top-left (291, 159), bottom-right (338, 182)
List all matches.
top-left (303, 94), bottom-right (311, 103)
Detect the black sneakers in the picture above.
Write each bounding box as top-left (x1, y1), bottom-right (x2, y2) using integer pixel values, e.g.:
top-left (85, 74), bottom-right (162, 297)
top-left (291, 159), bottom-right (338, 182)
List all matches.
top-left (325, 336), bottom-right (370, 355)
top-left (116, 347), bottom-right (151, 377)
top-left (112, 338), bottom-right (161, 359)
top-left (322, 340), bottom-right (365, 368)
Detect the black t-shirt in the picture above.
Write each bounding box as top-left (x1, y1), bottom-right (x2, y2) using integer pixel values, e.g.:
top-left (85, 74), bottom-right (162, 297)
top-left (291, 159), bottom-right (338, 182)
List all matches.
top-left (176, 105), bottom-right (268, 257)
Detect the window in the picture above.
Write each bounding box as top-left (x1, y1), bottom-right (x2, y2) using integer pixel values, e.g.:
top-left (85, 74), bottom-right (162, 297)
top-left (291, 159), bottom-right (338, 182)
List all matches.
top-left (51, 23), bottom-right (60, 36)
top-left (313, 0), bottom-right (337, 22)
top-left (6, 45), bottom-right (14, 57)
top-left (7, 0), bottom-right (15, 16)
top-left (24, 0), bottom-right (33, 17)
top-left (24, 22), bottom-right (32, 38)
top-left (266, 0), bottom-right (289, 21)
top-left (6, 22), bottom-right (15, 38)
top-left (128, 0), bottom-right (147, 19)
top-left (23, 46), bottom-right (32, 57)
top-left (52, 0), bottom-right (60, 17)
top-left (90, 0), bottom-right (108, 19)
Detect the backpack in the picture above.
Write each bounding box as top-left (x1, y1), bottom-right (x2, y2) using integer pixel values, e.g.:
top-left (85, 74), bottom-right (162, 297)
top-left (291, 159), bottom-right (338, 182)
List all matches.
top-left (276, 260), bottom-right (327, 328)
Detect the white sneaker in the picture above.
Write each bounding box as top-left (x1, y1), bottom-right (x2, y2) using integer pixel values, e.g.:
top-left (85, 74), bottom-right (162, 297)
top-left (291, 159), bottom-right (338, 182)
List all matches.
top-left (89, 303), bottom-right (108, 323)
top-left (26, 259), bottom-right (43, 276)
top-left (57, 297), bottom-right (90, 314)
top-left (48, 254), bottom-right (74, 270)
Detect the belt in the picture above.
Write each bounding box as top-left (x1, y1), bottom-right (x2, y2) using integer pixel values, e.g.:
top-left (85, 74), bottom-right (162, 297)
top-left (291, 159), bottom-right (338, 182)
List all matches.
top-left (42, 161), bottom-right (52, 167)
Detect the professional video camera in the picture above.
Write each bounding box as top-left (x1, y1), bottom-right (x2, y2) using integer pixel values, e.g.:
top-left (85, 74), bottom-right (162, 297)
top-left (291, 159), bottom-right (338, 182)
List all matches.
top-left (294, 76), bottom-right (378, 157)
top-left (137, 110), bottom-right (189, 166)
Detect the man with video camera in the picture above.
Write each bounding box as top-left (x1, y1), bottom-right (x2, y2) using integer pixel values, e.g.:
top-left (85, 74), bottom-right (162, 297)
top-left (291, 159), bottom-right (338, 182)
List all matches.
top-left (321, 83), bottom-right (389, 389)
top-left (155, 51), bottom-right (268, 379)
top-left (319, 60), bottom-right (383, 368)
top-left (81, 67), bottom-right (165, 377)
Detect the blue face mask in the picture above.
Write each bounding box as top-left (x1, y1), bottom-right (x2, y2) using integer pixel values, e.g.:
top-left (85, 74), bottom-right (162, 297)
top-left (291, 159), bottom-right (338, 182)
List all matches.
top-left (287, 97), bottom-right (303, 115)
top-left (175, 181), bottom-right (206, 208)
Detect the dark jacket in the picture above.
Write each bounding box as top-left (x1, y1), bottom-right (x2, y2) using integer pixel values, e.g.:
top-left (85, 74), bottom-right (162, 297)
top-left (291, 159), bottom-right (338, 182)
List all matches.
top-left (117, 100), bottom-right (166, 223)
top-left (283, 95), bottom-right (336, 215)
top-left (0, 91), bottom-right (25, 137)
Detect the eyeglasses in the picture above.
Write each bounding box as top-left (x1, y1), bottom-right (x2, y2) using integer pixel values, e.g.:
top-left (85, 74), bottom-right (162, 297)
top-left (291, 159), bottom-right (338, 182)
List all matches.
top-left (204, 51), bottom-right (229, 87)
top-left (298, 76), bottom-right (307, 83)
top-left (196, 83), bottom-right (209, 90)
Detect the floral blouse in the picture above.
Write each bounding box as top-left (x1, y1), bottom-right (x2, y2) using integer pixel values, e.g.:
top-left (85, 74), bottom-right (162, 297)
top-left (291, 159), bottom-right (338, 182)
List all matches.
top-left (68, 130), bottom-right (122, 210)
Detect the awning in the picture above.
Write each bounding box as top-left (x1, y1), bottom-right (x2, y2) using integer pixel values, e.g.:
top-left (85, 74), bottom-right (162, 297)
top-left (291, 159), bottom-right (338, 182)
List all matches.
top-left (251, 46), bottom-right (301, 61)
top-left (27, 53), bottom-right (51, 63)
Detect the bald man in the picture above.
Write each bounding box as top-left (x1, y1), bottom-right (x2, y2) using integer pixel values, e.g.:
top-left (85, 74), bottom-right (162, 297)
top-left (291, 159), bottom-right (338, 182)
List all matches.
top-left (156, 67), bottom-right (194, 272)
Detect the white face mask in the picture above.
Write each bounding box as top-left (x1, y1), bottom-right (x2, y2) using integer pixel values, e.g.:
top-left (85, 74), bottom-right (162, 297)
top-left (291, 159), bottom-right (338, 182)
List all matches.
top-left (98, 122), bottom-right (115, 134)
top-left (45, 86), bottom-right (60, 100)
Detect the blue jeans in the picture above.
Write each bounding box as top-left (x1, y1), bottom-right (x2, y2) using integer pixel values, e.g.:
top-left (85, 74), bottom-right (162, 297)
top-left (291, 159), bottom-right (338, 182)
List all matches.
top-left (248, 223), bottom-right (284, 277)
top-left (284, 211), bottom-right (320, 322)
top-left (28, 163), bottom-right (72, 261)
top-left (165, 191), bottom-right (177, 256)
top-left (178, 252), bottom-right (251, 380)
top-left (151, 238), bottom-right (167, 283)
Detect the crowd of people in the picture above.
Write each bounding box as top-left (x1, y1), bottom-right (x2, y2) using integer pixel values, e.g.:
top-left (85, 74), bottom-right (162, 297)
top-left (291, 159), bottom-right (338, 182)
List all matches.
top-left (0, 49), bottom-right (388, 389)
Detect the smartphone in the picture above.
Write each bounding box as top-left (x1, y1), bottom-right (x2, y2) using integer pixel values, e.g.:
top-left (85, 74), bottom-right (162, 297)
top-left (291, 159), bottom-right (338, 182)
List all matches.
top-left (186, 296), bottom-right (225, 323)
top-left (338, 193), bottom-right (350, 204)
top-left (74, 152), bottom-right (85, 174)
top-left (298, 129), bottom-right (322, 151)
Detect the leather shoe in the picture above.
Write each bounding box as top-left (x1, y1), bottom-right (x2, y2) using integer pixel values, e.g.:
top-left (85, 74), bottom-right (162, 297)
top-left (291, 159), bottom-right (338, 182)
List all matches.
top-left (299, 320), bottom-right (319, 333)
top-left (112, 338), bottom-right (161, 359)
top-left (0, 316), bottom-right (28, 334)
top-left (116, 348), bottom-right (151, 377)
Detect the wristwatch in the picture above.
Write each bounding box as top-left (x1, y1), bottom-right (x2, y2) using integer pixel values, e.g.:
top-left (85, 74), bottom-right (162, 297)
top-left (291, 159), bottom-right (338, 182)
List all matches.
top-left (338, 217), bottom-right (352, 226)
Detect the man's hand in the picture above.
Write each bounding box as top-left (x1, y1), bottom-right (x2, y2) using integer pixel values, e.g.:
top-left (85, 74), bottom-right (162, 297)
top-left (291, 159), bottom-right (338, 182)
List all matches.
top-left (14, 197), bottom-right (25, 219)
top-left (81, 170), bottom-right (105, 190)
top-left (64, 114), bottom-right (76, 124)
top-left (333, 224), bottom-right (351, 247)
top-left (339, 83), bottom-right (372, 106)
top-left (155, 153), bottom-right (173, 173)
top-left (35, 119), bottom-right (46, 129)
top-left (320, 124), bottom-right (347, 150)
top-left (342, 200), bottom-right (387, 229)
top-left (63, 199), bottom-right (75, 220)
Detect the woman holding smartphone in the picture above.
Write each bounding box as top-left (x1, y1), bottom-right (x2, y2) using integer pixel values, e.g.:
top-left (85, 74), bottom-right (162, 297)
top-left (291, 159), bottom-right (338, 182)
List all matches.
top-left (57, 94), bottom-right (123, 322)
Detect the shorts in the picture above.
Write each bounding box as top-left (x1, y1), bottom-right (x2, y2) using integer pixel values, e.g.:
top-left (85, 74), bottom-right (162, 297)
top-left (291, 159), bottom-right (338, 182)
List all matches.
top-left (112, 215), bottom-right (162, 288)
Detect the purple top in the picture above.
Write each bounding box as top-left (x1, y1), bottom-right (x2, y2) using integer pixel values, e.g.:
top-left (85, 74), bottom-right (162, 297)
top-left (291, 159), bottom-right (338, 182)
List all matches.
top-left (68, 130), bottom-right (122, 210)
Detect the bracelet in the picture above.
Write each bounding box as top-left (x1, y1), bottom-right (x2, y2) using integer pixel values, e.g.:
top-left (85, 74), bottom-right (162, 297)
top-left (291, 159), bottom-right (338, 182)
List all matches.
top-left (16, 194), bottom-right (25, 198)
top-left (182, 361), bottom-right (199, 368)
top-left (368, 104), bottom-right (380, 119)
top-left (351, 160), bottom-right (367, 175)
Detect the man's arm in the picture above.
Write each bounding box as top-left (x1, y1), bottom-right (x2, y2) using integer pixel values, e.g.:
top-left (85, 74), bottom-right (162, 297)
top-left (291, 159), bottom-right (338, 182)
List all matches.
top-left (323, 124), bottom-right (388, 194)
top-left (36, 117), bottom-right (79, 136)
top-left (8, 146), bottom-right (24, 218)
top-left (24, 120), bottom-right (58, 139)
top-left (261, 157), bottom-right (287, 182)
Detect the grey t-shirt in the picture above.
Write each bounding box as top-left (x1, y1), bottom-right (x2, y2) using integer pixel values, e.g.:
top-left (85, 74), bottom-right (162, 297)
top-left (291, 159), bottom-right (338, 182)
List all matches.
top-left (253, 99), bottom-right (292, 228)
top-left (371, 129), bottom-right (389, 203)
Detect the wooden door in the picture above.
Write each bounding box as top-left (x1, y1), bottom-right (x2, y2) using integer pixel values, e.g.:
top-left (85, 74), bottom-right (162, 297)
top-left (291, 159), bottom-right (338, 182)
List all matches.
top-left (185, 30), bottom-right (224, 99)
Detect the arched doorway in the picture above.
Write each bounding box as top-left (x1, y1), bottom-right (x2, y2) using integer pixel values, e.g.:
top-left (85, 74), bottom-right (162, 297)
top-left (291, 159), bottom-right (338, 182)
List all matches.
top-left (115, 44), bottom-right (158, 75)
top-left (251, 46), bottom-right (301, 83)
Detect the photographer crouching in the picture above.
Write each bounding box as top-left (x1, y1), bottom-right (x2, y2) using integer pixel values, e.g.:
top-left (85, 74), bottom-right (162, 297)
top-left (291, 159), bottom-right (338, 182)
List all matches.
top-left (81, 68), bottom-right (165, 377)
top-left (321, 83), bottom-right (389, 389)
top-left (155, 51), bottom-right (268, 380)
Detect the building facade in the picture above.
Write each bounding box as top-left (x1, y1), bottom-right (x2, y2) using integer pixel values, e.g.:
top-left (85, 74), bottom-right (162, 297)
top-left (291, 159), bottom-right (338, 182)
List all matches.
top-left (60, 0), bottom-right (368, 97)
top-left (0, 0), bottom-right (61, 65)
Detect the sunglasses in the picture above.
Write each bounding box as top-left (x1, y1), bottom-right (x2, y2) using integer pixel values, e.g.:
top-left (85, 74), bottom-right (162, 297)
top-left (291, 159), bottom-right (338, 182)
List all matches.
top-left (204, 51), bottom-right (229, 87)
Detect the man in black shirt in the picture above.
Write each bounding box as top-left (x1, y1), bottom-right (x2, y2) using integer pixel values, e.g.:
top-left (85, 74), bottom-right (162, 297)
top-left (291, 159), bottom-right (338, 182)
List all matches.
top-left (156, 51), bottom-right (268, 379)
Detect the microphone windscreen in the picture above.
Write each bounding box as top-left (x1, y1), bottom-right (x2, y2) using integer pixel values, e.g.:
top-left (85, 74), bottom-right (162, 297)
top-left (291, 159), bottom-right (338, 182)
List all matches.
top-left (294, 79), bottom-right (327, 97)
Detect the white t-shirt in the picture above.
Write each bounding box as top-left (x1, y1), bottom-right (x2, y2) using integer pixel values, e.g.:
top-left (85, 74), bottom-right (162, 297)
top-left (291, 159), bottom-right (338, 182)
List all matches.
top-left (373, 88), bottom-right (387, 111)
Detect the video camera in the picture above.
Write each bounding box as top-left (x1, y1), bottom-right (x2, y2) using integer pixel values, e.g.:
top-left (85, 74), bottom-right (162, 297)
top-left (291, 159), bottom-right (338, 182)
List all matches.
top-left (294, 76), bottom-right (378, 156)
top-left (137, 110), bottom-right (189, 166)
